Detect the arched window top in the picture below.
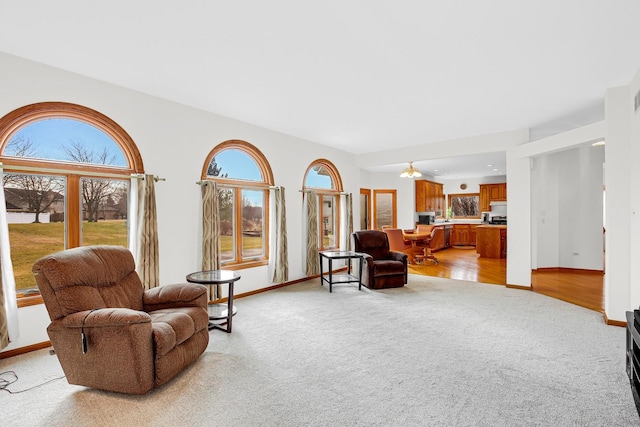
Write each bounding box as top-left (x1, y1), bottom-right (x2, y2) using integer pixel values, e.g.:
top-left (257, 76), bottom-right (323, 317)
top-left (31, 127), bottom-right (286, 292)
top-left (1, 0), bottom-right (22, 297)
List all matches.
top-left (202, 140), bottom-right (273, 185)
top-left (304, 159), bottom-right (343, 192)
top-left (0, 102), bottom-right (143, 174)
top-left (5, 118), bottom-right (128, 167)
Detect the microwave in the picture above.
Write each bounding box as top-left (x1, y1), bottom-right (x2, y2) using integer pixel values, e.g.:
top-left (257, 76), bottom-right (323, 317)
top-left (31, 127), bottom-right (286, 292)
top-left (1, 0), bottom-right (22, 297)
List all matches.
top-left (417, 212), bottom-right (435, 225)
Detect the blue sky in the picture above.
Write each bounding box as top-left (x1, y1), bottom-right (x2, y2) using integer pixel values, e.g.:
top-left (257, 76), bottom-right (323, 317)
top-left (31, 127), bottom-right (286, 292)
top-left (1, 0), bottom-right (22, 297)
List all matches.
top-left (214, 150), bottom-right (331, 189)
top-left (214, 150), bottom-right (261, 180)
top-left (7, 118), bottom-right (127, 166)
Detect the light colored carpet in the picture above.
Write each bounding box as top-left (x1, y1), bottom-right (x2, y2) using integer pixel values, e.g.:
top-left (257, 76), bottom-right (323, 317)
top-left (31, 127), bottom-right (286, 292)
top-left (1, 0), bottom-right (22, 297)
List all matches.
top-left (1, 274), bottom-right (637, 426)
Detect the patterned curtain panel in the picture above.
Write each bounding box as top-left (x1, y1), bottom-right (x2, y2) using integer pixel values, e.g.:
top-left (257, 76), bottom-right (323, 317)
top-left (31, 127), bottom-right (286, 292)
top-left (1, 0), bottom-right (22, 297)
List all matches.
top-left (345, 192), bottom-right (354, 251)
top-left (136, 174), bottom-right (159, 290)
top-left (272, 186), bottom-right (288, 283)
top-left (201, 182), bottom-right (220, 299)
top-left (0, 170), bottom-right (18, 349)
top-left (305, 189), bottom-right (319, 276)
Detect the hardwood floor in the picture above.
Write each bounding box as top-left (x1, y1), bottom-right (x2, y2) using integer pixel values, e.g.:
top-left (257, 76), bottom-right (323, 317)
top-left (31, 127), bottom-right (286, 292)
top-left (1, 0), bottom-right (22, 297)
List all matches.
top-left (407, 246), bottom-right (604, 313)
top-left (530, 268), bottom-right (604, 313)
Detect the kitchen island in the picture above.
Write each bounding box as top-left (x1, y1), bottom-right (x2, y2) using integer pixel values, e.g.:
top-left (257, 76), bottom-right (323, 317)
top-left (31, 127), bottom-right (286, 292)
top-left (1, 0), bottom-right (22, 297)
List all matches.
top-left (476, 225), bottom-right (507, 258)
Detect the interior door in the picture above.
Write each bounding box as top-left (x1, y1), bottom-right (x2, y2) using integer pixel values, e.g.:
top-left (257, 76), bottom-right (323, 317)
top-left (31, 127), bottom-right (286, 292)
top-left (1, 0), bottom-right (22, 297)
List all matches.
top-left (360, 188), bottom-right (371, 229)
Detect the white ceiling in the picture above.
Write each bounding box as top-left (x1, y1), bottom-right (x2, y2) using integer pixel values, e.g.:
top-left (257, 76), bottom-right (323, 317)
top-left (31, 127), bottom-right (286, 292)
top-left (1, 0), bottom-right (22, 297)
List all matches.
top-left (0, 1), bottom-right (638, 179)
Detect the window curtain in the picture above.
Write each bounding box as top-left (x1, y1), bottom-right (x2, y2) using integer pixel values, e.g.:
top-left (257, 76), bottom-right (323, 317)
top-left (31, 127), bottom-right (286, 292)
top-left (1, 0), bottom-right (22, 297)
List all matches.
top-left (201, 181), bottom-right (220, 299)
top-left (270, 186), bottom-right (288, 283)
top-left (305, 189), bottom-right (319, 276)
top-left (0, 170), bottom-right (18, 350)
top-left (136, 174), bottom-right (159, 290)
top-left (345, 192), bottom-right (354, 251)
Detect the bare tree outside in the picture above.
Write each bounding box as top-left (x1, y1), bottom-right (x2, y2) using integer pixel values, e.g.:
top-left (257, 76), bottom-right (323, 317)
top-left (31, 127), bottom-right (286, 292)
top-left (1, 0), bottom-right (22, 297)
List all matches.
top-left (64, 141), bottom-right (120, 222)
top-left (3, 137), bottom-right (64, 223)
top-left (451, 195), bottom-right (479, 217)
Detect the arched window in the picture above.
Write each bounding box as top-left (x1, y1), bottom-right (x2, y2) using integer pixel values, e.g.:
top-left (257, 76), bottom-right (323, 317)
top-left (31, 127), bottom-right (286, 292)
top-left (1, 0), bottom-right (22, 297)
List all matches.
top-left (0, 102), bottom-right (143, 299)
top-left (304, 159), bottom-right (343, 250)
top-left (202, 140), bottom-right (273, 268)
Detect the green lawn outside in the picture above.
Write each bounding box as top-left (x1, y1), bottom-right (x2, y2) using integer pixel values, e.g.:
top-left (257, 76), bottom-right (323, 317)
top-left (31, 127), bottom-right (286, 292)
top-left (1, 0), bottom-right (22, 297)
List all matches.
top-left (10, 220), bottom-right (127, 291)
top-left (11, 222), bottom-right (262, 291)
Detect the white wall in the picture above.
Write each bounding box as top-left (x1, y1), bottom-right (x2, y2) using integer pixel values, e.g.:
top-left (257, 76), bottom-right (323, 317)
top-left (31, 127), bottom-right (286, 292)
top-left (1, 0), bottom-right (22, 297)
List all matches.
top-left (532, 146), bottom-right (604, 270)
top-left (531, 154), bottom-right (560, 268)
top-left (364, 171), bottom-right (416, 230)
top-left (0, 52), bottom-right (361, 353)
top-left (605, 85), bottom-right (632, 321)
top-left (631, 68), bottom-right (640, 310)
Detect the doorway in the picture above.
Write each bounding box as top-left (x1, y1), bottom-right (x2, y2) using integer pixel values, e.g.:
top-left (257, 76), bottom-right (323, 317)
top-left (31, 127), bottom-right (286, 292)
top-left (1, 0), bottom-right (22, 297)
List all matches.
top-left (359, 188), bottom-right (371, 229)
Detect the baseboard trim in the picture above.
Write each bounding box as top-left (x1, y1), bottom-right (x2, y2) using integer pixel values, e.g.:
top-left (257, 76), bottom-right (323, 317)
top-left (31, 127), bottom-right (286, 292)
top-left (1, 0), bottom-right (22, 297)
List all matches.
top-left (533, 267), bottom-right (604, 274)
top-left (210, 271), bottom-right (328, 303)
top-left (604, 313), bottom-right (626, 327)
top-left (0, 341), bottom-right (51, 359)
top-left (506, 284), bottom-right (531, 291)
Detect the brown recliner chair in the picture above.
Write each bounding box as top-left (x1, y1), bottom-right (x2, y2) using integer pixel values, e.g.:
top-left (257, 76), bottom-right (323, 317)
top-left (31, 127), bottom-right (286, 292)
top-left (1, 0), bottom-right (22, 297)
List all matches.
top-left (32, 245), bottom-right (210, 394)
top-left (352, 230), bottom-right (408, 289)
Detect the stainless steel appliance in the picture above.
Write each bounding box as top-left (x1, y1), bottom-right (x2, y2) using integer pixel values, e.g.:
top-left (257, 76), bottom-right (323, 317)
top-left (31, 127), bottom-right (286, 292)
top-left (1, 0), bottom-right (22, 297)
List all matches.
top-left (488, 202), bottom-right (507, 224)
top-left (489, 215), bottom-right (507, 225)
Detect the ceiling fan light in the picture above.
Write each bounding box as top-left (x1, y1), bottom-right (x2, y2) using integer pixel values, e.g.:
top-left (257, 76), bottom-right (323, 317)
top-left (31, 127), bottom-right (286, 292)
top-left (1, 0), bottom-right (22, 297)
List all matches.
top-left (400, 162), bottom-right (422, 178)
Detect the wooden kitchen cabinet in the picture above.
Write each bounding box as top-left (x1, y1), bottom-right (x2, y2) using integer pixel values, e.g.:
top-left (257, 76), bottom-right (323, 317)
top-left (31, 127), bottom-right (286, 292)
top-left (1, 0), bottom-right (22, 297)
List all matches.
top-left (450, 224), bottom-right (478, 246)
top-left (469, 224), bottom-right (478, 246)
top-left (415, 180), bottom-right (426, 212)
top-left (415, 180), bottom-right (444, 213)
top-left (476, 225), bottom-right (507, 258)
top-left (479, 183), bottom-right (507, 212)
top-left (451, 224), bottom-right (470, 246)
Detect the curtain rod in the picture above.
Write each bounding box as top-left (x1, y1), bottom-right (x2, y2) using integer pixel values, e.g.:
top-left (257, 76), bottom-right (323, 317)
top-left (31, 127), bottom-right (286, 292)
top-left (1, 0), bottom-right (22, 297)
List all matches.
top-left (299, 189), bottom-right (349, 195)
top-left (131, 173), bottom-right (165, 182)
top-left (0, 163), bottom-right (164, 181)
top-left (195, 180), bottom-right (277, 189)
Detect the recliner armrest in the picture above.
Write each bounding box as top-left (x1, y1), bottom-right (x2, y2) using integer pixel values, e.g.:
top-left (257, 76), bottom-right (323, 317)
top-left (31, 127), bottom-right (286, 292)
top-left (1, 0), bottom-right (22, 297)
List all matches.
top-left (143, 283), bottom-right (208, 312)
top-left (388, 251), bottom-right (408, 262)
top-left (360, 253), bottom-right (374, 264)
top-left (62, 308), bottom-right (151, 328)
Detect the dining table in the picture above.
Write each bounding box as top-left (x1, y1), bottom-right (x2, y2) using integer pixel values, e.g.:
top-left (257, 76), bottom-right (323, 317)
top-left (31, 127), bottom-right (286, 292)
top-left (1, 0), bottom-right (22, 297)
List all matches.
top-left (401, 231), bottom-right (432, 263)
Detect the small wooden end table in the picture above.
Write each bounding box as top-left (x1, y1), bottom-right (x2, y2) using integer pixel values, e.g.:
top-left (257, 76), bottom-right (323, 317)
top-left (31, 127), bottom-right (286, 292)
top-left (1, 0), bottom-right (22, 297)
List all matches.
top-left (186, 270), bottom-right (241, 333)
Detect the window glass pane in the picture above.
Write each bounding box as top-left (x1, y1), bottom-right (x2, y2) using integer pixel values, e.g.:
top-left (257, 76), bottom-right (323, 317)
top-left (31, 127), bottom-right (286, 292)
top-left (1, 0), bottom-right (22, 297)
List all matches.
top-left (80, 178), bottom-right (129, 246)
top-left (321, 195), bottom-right (337, 249)
top-left (4, 173), bottom-right (65, 292)
top-left (208, 149), bottom-right (262, 181)
top-left (241, 189), bottom-right (264, 259)
top-left (451, 195), bottom-right (479, 217)
top-left (375, 193), bottom-right (393, 229)
top-left (305, 165), bottom-right (333, 189)
top-left (218, 188), bottom-right (236, 263)
top-left (5, 118), bottom-right (127, 167)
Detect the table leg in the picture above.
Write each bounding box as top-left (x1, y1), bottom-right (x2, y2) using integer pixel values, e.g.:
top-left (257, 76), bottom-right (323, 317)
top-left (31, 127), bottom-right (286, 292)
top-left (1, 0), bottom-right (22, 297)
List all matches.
top-left (226, 282), bottom-right (234, 333)
top-left (358, 256), bottom-right (363, 290)
top-left (328, 258), bottom-right (333, 292)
